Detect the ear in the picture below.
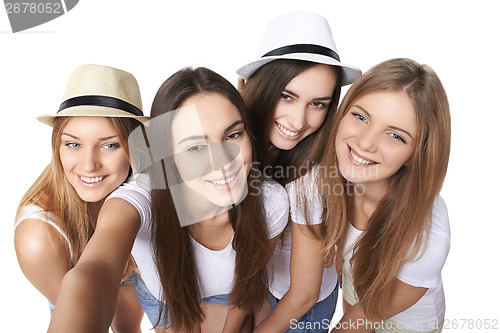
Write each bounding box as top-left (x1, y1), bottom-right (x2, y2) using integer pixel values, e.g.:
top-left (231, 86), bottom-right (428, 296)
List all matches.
top-left (237, 77), bottom-right (246, 94)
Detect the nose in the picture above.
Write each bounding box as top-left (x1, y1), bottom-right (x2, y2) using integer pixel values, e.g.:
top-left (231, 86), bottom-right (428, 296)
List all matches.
top-left (81, 147), bottom-right (101, 172)
top-left (287, 105), bottom-right (307, 131)
top-left (357, 128), bottom-right (377, 153)
top-left (209, 142), bottom-right (240, 171)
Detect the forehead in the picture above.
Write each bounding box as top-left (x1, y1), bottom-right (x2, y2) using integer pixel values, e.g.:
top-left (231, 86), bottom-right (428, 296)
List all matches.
top-left (171, 93), bottom-right (242, 142)
top-left (285, 64), bottom-right (337, 96)
top-left (61, 116), bottom-right (117, 136)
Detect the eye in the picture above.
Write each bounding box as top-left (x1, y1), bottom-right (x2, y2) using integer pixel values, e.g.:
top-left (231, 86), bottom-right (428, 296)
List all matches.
top-left (280, 93), bottom-right (292, 101)
top-left (388, 132), bottom-right (407, 144)
top-left (225, 131), bottom-right (244, 141)
top-left (311, 101), bottom-right (327, 109)
top-left (187, 144), bottom-right (207, 153)
top-left (65, 142), bottom-right (80, 149)
top-left (351, 112), bottom-right (367, 123)
top-left (103, 143), bottom-right (120, 150)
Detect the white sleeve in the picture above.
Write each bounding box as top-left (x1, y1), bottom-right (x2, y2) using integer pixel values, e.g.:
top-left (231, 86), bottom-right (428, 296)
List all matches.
top-left (105, 174), bottom-right (152, 229)
top-left (261, 179), bottom-right (289, 238)
top-left (285, 170), bottom-right (323, 225)
top-left (397, 195), bottom-right (451, 288)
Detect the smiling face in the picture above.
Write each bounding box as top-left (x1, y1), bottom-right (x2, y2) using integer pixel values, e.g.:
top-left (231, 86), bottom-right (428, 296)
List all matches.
top-left (335, 91), bottom-right (418, 190)
top-left (270, 64), bottom-right (337, 150)
top-left (171, 92), bottom-right (252, 208)
top-left (59, 117), bottom-right (130, 203)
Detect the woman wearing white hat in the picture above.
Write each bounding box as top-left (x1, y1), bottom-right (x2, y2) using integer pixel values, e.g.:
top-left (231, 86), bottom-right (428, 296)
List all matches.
top-left (14, 64), bottom-right (148, 333)
top-left (237, 11), bottom-right (361, 333)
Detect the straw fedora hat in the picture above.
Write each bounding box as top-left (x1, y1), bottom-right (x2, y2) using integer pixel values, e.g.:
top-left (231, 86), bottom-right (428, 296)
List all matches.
top-left (237, 11), bottom-right (361, 86)
top-left (37, 64), bottom-right (149, 126)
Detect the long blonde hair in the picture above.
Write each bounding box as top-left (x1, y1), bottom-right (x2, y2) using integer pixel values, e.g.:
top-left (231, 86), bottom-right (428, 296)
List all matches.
top-left (16, 116), bottom-right (141, 275)
top-left (321, 58), bottom-right (451, 319)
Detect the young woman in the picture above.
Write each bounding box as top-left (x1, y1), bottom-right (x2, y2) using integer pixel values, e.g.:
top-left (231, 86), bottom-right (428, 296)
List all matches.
top-left (321, 58), bottom-right (451, 332)
top-left (237, 11), bottom-right (361, 332)
top-left (14, 64), bottom-right (148, 333)
top-left (47, 67), bottom-right (289, 333)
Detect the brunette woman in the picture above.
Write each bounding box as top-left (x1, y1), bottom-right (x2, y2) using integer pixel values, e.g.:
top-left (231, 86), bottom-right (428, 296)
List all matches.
top-left (237, 11), bottom-right (361, 332)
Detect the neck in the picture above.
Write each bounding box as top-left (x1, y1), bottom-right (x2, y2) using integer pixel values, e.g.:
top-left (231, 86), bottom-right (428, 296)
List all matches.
top-left (88, 198), bottom-right (105, 221)
top-left (351, 180), bottom-right (389, 230)
top-left (188, 211), bottom-right (233, 251)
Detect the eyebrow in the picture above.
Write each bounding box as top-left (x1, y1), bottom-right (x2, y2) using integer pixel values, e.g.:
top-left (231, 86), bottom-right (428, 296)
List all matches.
top-left (351, 105), bottom-right (414, 140)
top-left (61, 133), bottom-right (118, 141)
top-left (177, 120), bottom-right (245, 145)
top-left (283, 89), bottom-right (332, 101)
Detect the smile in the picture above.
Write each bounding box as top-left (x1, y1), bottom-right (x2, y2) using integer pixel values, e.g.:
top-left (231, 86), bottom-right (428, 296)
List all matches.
top-left (80, 175), bottom-right (105, 184)
top-left (275, 122), bottom-right (302, 138)
top-left (349, 147), bottom-right (377, 166)
top-left (208, 172), bottom-right (238, 185)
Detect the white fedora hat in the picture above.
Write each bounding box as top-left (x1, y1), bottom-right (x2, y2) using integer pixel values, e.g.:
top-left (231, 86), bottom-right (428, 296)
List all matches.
top-left (37, 64), bottom-right (149, 126)
top-left (237, 11), bottom-right (361, 86)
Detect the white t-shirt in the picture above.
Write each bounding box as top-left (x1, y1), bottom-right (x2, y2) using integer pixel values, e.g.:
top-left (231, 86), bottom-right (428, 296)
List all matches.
top-left (270, 169), bottom-right (338, 302)
top-left (344, 195), bottom-right (450, 331)
top-left (107, 175), bottom-right (289, 300)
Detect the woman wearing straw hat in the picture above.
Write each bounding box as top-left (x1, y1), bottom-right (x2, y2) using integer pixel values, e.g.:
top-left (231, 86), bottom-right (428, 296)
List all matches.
top-left (237, 12), bottom-right (361, 333)
top-left (14, 64), bottom-right (148, 333)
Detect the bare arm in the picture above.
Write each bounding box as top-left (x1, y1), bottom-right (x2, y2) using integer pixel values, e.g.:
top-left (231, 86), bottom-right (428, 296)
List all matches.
top-left (254, 223), bottom-right (324, 333)
top-left (332, 279), bottom-right (428, 332)
top-left (47, 198), bottom-right (141, 333)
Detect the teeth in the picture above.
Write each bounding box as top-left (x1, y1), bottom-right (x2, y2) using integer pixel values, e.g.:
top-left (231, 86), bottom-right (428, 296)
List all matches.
top-left (276, 122), bottom-right (299, 137)
top-left (211, 173), bottom-right (237, 185)
top-left (350, 149), bottom-right (376, 165)
top-left (80, 176), bottom-right (104, 183)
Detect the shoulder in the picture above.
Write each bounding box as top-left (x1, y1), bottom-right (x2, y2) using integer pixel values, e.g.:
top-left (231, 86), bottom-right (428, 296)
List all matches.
top-left (260, 178), bottom-right (289, 238)
top-left (15, 217), bottom-right (71, 269)
top-left (106, 174), bottom-right (151, 225)
top-left (430, 195), bottom-right (450, 238)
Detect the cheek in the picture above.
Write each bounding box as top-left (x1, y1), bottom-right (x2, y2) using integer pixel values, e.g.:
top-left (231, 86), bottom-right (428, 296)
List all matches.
top-left (308, 111), bottom-right (328, 130)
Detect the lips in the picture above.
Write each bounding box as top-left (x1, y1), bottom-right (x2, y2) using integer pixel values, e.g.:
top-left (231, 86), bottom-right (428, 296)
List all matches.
top-left (206, 167), bottom-right (242, 189)
top-left (79, 175), bottom-right (106, 185)
top-left (275, 121), bottom-right (303, 139)
top-left (349, 146), bottom-right (377, 166)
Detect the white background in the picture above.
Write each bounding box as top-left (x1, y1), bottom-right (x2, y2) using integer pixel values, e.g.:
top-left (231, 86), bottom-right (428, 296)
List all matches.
top-left (1, 1), bottom-right (498, 332)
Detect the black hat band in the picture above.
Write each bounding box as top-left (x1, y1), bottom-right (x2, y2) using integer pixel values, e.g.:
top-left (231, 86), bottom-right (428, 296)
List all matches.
top-left (262, 43), bottom-right (340, 62)
top-left (58, 95), bottom-right (144, 117)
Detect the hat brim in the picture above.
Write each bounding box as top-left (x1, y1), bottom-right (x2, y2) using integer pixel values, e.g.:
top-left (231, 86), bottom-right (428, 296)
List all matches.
top-left (37, 105), bottom-right (149, 127)
top-left (237, 53), bottom-right (362, 86)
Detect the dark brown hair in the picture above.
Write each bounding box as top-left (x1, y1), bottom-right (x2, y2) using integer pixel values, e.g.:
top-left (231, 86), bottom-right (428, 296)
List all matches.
top-left (148, 67), bottom-right (269, 331)
top-left (321, 58), bottom-right (451, 319)
top-left (241, 59), bottom-right (343, 185)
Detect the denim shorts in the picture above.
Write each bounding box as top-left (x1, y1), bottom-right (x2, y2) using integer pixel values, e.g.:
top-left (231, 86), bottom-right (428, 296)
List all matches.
top-left (133, 272), bottom-right (230, 329)
top-left (268, 282), bottom-right (339, 333)
top-left (47, 270), bottom-right (140, 316)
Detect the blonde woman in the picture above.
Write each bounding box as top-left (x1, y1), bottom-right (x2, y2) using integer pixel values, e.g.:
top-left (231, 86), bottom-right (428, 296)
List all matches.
top-left (321, 58), bottom-right (451, 332)
top-left (14, 64), bottom-right (148, 333)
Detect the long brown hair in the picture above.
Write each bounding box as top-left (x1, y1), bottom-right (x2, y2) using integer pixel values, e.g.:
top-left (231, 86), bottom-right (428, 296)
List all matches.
top-left (16, 116), bottom-right (141, 276)
top-left (241, 59), bottom-right (343, 185)
top-left (148, 67), bottom-right (269, 331)
top-left (321, 58), bottom-right (451, 319)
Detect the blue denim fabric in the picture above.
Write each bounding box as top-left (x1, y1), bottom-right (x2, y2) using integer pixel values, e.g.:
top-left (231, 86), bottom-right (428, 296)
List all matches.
top-left (134, 272), bottom-right (230, 328)
top-left (268, 282), bottom-right (339, 333)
